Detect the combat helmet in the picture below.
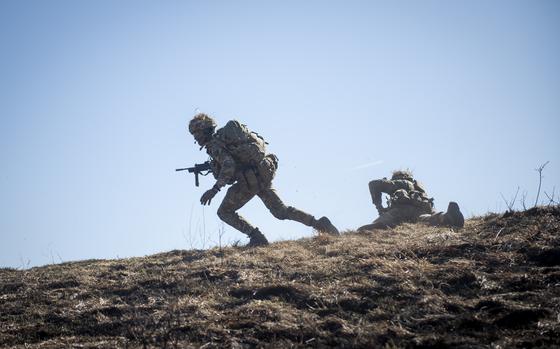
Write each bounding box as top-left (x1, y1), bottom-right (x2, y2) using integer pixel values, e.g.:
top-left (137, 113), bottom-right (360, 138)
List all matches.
top-left (391, 169), bottom-right (414, 181)
top-left (189, 113), bottom-right (217, 147)
top-left (189, 113), bottom-right (217, 135)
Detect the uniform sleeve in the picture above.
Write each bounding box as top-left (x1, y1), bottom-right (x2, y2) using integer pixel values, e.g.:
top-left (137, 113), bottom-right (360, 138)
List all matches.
top-left (368, 179), bottom-right (397, 207)
top-left (207, 145), bottom-right (236, 189)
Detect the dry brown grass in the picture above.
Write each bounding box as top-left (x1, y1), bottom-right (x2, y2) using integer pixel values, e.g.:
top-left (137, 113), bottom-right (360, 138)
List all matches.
top-left (1, 206), bottom-right (559, 348)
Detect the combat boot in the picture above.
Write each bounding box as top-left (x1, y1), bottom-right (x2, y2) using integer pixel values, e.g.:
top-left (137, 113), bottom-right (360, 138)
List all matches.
top-left (247, 228), bottom-right (269, 247)
top-left (444, 202), bottom-right (464, 228)
top-left (313, 216), bottom-right (340, 236)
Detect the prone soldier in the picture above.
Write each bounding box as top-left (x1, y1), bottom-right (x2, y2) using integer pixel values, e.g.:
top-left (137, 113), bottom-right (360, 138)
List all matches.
top-left (358, 170), bottom-right (464, 231)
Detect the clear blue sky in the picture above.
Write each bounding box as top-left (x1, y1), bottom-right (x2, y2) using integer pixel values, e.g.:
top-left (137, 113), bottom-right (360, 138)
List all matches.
top-left (1, 0), bottom-right (559, 268)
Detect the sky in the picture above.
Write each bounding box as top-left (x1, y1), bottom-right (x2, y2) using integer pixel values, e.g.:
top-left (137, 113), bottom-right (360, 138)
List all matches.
top-left (1, 0), bottom-right (559, 269)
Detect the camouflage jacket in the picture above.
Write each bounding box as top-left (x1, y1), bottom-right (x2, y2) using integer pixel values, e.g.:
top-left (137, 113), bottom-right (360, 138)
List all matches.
top-left (369, 178), bottom-right (434, 213)
top-left (204, 120), bottom-right (267, 189)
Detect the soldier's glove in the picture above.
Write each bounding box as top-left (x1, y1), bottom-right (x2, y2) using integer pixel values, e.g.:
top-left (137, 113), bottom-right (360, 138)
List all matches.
top-left (200, 186), bottom-right (220, 205)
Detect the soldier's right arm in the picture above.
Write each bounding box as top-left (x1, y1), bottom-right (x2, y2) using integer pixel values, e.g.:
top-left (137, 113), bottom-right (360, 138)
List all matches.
top-left (207, 143), bottom-right (236, 190)
top-left (368, 178), bottom-right (396, 208)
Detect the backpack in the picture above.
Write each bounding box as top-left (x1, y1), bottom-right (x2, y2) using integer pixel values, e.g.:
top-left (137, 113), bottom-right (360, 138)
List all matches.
top-left (214, 120), bottom-right (267, 167)
top-left (389, 180), bottom-right (434, 213)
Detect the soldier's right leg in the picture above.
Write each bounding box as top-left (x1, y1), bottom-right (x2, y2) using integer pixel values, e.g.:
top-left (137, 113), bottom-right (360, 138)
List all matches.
top-left (216, 182), bottom-right (257, 236)
top-left (217, 183), bottom-right (269, 246)
top-left (418, 212), bottom-right (445, 225)
top-left (445, 202), bottom-right (464, 227)
top-left (419, 202), bottom-right (464, 228)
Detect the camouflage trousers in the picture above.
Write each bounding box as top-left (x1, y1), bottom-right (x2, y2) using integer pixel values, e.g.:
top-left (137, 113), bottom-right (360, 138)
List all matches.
top-left (216, 157), bottom-right (316, 236)
top-left (217, 183), bottom-right (316, 236)
top-left (358, 205), bottom-right (446, 231)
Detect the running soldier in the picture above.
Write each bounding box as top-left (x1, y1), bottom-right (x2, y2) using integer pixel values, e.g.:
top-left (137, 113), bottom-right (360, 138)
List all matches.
top-left (188, 113), bottom-right (339, 247)
top-left (358, 170), bottom-right (464, 231)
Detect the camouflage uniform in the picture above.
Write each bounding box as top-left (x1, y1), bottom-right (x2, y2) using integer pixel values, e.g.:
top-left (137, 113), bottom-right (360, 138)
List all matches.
top-left (189, 114), bottom-right (339, 246)
top-left (358, 171), bottom-right (464, 231)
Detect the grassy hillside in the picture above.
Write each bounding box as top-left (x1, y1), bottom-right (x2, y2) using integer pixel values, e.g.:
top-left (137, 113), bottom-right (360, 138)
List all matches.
top-left (1, 207), bottom-right (559, 348)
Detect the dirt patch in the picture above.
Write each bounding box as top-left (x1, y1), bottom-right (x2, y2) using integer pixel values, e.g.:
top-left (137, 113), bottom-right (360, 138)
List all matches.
top-left (526, 247), bottom-right (560, 266)
top-left (0, 282), bottom-right (24, 294)
top-left (45, 279), bottom-right (80, 289)
top-left (494, 308), bottom-right (551, 329)
top-left (230, 284), bottom-right (309, 306)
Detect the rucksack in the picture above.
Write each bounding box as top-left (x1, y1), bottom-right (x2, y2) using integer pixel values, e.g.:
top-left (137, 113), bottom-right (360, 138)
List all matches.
top-left (214, 120), bottom-right (267, 167)
top-left (389, 180), bottom-right (434, 213)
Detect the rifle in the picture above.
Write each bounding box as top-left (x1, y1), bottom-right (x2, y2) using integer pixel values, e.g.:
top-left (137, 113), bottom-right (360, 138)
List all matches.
top-left (176, 161), bottom-right (212, 187)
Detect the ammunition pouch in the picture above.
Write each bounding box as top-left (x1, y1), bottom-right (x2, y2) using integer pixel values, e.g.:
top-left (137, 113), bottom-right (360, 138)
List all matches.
top-left (390, 189), bottom-right (434, 214)
top-left (237, 154), bottom-right (278, 192)
top-left (256, 154), bottom-right (278, 185)
top-left (241, 168), bottom-right (260, 192)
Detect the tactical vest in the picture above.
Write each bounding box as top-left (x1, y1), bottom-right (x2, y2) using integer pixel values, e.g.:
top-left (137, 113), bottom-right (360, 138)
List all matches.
top-left (214, 120), bottom-right (267, 167)
top-left (389, 180), bottom-right (434, 213)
